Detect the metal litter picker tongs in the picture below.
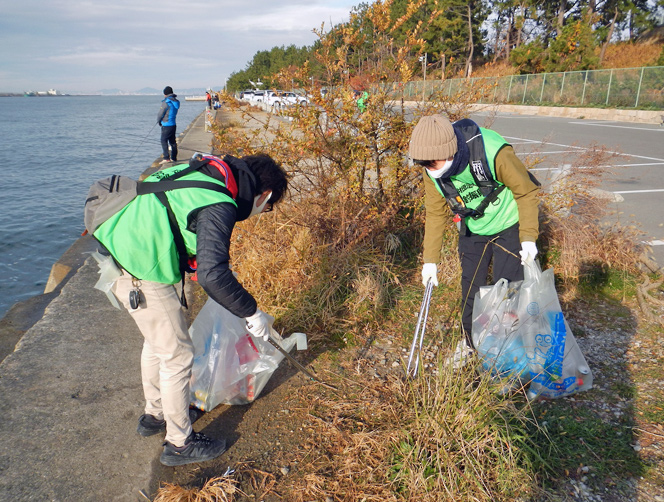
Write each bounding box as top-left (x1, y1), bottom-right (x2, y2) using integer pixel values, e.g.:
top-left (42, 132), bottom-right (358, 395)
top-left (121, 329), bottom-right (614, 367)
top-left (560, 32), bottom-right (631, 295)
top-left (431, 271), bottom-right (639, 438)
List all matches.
top-left (406, 279), bottom-right (434, 378)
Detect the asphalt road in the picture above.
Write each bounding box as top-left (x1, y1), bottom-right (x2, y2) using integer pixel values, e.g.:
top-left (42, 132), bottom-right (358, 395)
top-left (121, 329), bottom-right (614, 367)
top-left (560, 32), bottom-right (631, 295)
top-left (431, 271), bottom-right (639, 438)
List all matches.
top-left (470, 111), bottom-right (664, 270)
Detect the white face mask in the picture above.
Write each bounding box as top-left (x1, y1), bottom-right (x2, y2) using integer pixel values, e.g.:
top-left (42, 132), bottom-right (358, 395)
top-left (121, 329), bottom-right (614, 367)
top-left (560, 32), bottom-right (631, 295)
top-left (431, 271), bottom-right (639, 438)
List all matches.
top-left (426, 159), bottom-right (454, 179)
top-left (249, 191), bottom-right (272, 217)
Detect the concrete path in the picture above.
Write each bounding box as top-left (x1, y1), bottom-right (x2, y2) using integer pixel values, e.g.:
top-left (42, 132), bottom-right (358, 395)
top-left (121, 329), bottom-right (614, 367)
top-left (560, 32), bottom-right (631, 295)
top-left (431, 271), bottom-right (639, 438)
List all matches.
top-left (0, 110), bottom-right (216, 502)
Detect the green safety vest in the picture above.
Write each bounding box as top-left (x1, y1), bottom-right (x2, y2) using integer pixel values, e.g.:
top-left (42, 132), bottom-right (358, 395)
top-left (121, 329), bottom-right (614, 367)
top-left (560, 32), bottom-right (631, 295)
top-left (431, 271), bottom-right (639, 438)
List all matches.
top-left (428, 126), bottom-right (519, 236)
top-left (357, 91), bottom-right (368, 113)
top-left (94, 163), bottom-right (236, 284)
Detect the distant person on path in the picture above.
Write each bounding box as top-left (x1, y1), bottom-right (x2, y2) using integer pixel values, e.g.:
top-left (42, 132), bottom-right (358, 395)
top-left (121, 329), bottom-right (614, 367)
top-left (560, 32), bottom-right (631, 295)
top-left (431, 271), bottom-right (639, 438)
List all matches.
top-left (205, 90), bottom-right (212, 109)
top-left (409, 114), bottom-right (540, 366)
top-left (354, 89), bottom-right (369, 113)
top-left (94, 153), bottom-right (289, 466)
top-left (157, 86), bottom-right (180, 164)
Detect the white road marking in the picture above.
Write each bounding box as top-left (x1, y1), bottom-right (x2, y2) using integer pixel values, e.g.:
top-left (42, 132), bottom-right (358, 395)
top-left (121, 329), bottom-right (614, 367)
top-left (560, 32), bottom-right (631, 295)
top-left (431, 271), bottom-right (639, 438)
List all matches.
top-left (521, 150), bottom-right (582, 155)
top-left (569, 122), bottom-right (664, 133)
top-left (530, 162), bottom-right (664, 170)
top-left (612, 189), bottom-right (664, 194)
top-left (648, 240), bottom-right (664, 246)
top-left (610, 162), bottom-right (664, 167)
top-left (504, 136), bottom-right (664, 163)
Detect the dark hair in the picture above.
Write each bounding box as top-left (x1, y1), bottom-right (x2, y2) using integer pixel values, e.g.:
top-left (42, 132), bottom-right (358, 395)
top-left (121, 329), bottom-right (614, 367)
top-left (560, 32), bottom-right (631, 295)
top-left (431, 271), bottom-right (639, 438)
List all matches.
top-left (163, 86), bottom-right (173, 95)
top-left (413, 159), bottom-right (436, 168)
top-left (241, 154), bottom-right (289, 204)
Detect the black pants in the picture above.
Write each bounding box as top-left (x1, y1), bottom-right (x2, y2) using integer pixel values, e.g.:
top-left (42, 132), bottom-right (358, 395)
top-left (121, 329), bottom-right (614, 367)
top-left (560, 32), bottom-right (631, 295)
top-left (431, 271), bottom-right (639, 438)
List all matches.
top-left (160, 125), bottom-right (178, 161)
top-left (459, 223), bottom-right (523, 348)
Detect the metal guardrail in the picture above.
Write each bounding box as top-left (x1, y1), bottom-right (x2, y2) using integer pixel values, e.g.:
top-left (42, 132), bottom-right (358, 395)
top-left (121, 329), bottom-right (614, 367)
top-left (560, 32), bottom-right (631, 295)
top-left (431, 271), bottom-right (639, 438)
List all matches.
top-left (388, 66), bottom-right (664, 110)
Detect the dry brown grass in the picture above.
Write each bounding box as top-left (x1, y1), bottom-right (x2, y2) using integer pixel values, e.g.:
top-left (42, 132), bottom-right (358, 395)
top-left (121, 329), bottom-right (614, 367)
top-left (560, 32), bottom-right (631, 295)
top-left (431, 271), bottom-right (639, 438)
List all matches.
top-left (536, 144), bottom-right (645, 294)
top-left (272, 351), bottom-right (540, 502)
top-left (228, 195), bottom-right (412, 344)
top-left (600, 41), bottom-right (663, 69)
top-left (282, 370), bottom-right (405, 502)
top-left (153, 473), bottom-right (243, 502)
top-left (471, 60), bottom-right (516, 78)
top-left (472, 41), bottom-right (662, 78)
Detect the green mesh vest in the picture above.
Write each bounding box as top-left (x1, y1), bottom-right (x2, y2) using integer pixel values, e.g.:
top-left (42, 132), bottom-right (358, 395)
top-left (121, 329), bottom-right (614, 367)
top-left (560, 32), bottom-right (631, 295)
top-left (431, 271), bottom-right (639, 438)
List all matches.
top-left (428, 128), bottom-right (519, 236)
top-left (94, 164), bottom-right (236, 284)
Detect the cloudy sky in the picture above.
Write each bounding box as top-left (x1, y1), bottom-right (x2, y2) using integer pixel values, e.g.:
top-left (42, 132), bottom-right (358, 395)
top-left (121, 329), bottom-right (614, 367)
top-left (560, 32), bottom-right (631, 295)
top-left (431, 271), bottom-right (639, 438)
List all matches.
top-left (0, 0), bottom-right (355, 94)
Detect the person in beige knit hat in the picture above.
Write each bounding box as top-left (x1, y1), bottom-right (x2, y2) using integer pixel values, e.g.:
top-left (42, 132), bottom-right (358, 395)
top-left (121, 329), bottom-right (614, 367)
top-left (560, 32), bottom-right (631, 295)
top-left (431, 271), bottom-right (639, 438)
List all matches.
top-left (409, 114), bottom-right (540, 366)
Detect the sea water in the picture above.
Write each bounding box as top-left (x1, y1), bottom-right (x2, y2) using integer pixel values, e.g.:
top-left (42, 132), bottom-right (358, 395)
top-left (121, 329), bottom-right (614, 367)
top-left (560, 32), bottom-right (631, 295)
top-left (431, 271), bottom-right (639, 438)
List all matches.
top-left (0, 95), bottom-right (206, 317)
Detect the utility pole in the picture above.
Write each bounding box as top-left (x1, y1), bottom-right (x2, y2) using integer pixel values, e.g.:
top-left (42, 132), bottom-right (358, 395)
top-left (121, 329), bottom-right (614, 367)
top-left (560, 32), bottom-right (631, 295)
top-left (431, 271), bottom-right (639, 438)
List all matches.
top-left (419, 53), bottom-right (427, 102)
top-left (423, 52), bottom-right (427, 81)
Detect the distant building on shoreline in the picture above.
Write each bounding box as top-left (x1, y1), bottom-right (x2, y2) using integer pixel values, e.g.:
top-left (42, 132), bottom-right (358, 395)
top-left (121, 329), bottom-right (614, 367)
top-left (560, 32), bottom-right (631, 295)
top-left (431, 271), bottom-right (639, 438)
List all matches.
top-left (23, 89), bottom-right (66, 96)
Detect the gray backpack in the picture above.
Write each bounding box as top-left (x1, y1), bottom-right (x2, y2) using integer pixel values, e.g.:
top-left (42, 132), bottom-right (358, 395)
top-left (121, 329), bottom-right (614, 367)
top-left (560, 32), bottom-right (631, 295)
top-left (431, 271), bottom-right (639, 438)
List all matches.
top-left (84, 175), bottom-right (139, 234)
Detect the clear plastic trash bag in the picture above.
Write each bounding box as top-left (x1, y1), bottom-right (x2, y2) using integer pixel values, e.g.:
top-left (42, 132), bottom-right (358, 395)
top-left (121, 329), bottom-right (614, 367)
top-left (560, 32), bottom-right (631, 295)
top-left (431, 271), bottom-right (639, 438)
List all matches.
top-left (90, 251), bottom-right (122, 309)
top-left (189, 298), bottom-right (299, 410)
top-left (471, 257), bottom-right (593, 400)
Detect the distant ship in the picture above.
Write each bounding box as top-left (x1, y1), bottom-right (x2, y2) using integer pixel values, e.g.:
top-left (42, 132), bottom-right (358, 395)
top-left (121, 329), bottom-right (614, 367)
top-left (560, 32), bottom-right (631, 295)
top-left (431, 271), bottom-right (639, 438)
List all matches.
top-left (24, 89), bottom-right (67, 97)
top-left (185, 96), bottom-right (206, 101)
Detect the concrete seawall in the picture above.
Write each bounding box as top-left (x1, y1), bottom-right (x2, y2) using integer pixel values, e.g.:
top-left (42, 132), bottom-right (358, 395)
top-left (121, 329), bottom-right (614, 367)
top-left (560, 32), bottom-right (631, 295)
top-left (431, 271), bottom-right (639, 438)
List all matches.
top-left (468, 103), bottom-right (663, 125)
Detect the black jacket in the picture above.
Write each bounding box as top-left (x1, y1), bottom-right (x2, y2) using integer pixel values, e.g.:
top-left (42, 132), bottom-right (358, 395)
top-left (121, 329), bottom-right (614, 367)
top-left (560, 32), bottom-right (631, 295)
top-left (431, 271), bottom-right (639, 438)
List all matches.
top-left (190, 156), bottom-right (258, 318)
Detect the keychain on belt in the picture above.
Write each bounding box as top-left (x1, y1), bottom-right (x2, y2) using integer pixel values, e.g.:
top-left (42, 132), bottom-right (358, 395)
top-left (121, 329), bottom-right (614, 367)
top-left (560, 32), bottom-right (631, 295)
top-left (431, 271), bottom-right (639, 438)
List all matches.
top-left (129, 277), bottom-right (142, 309)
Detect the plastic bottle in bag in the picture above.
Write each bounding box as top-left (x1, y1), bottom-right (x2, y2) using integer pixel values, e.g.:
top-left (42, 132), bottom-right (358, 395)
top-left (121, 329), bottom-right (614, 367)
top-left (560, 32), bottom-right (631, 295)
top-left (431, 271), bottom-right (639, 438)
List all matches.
top-left (236, 333), bottom-right (260, 365)
top-left (479, 332), bottom-right (529, 378)
top-left (545, 312), bottom-right (566, 381)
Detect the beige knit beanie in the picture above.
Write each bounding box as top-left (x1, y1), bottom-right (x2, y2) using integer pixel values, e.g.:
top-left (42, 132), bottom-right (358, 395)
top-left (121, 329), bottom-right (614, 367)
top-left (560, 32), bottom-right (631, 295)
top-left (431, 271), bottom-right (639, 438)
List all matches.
top-left (409, 114), bottom-right (458, 161)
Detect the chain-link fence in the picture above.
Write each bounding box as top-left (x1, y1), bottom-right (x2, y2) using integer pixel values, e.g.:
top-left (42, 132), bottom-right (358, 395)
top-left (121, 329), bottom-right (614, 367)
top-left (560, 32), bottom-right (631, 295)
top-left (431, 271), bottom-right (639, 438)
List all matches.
top-left (392, 66), bottom-right (664, 110)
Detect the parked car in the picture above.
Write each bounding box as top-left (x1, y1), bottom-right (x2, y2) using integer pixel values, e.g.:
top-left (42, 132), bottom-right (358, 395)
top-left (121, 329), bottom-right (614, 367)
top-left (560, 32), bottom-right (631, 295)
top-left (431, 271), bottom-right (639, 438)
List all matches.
top-left (239, 89), bottom-right (255, 100)
top-left (266, 90), bottom-right (309, 109)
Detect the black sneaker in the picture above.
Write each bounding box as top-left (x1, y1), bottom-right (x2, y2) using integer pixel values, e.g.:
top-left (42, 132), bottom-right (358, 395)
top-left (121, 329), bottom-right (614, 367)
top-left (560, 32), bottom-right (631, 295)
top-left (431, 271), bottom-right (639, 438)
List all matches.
top-left (137, 407), bottom-right (203, 437)
top-left (137, 414), bottom-right (165, 437)
top-left (160, 432), bottom-right (227, 466)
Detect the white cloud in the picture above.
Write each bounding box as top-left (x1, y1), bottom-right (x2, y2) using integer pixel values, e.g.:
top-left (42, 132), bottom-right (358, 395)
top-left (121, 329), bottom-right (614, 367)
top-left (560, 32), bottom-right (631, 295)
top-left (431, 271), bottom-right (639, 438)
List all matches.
top-left (0, 0), bottom-right (354, 93)
top-left (218, 5), bottom-right (350, 32)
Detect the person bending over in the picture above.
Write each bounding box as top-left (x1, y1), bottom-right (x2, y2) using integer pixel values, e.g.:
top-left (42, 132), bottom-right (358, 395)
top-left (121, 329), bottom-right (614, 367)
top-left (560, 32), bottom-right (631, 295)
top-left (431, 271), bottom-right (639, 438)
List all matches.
top-left (93, 153), bottom-right (288, 465)
top-left (409, 114), bottom-right (540, 365)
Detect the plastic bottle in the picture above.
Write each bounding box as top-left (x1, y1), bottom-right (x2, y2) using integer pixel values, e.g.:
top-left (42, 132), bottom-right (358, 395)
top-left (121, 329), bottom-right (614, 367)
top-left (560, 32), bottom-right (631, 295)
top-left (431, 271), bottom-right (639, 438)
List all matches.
top-left (497, 335), bottom-right (529, 377)
top-left (246, 374), bottom-right (256, 401)
top-left (193, 390), bottom-right (208, 411)
top-left (576, 365), bottom-right (590, 387)
top-left (546, 312), bottom-right (566, 380)
top-left (479, 332), bottom-right (529, 378)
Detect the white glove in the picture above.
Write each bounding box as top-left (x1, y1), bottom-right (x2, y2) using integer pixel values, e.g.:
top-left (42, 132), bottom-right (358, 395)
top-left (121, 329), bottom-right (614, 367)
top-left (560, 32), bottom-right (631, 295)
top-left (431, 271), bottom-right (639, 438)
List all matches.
top-left (421, 263), bottom-right (439, 287)
top-left (519, 241), bottom-right (538, 264)
top-left (245, 309), bottom-right (274, 341)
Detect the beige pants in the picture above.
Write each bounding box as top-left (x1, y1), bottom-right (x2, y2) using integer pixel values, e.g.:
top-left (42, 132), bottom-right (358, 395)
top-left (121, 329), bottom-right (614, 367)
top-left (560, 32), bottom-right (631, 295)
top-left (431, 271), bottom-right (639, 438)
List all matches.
top-left (113, 273), bottom-right (193, 446)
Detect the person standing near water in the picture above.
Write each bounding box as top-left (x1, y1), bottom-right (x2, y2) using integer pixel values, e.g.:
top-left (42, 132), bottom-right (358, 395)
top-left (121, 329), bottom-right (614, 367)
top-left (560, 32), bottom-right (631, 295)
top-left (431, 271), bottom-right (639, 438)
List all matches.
top-left (157, 86), bottom-right (180, 164)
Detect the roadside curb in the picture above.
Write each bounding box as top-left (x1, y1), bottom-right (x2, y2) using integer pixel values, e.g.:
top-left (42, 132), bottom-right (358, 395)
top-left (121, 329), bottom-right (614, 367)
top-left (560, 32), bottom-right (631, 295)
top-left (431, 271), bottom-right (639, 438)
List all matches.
top-left (469, 103), bottom-right (663, 125)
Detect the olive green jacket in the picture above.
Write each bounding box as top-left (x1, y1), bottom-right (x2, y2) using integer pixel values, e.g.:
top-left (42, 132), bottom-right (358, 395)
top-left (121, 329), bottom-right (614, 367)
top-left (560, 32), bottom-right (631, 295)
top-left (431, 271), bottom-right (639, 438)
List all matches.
top-left (422, 145), bottom-right (540, 264)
